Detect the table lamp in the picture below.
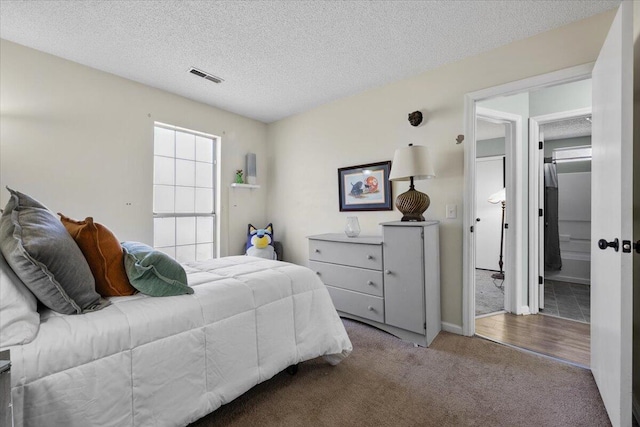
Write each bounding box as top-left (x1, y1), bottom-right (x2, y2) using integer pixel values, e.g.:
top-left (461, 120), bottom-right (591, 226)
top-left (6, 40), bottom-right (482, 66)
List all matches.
top-left (389, 144), bottom-right (435, 221)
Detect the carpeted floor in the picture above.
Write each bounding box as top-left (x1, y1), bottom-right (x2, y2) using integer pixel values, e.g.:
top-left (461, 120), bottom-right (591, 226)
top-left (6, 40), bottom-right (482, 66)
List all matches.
top-left (475, 269), bottom-right (504, 316)
top-left (190, 319), bottom-right (610, 427)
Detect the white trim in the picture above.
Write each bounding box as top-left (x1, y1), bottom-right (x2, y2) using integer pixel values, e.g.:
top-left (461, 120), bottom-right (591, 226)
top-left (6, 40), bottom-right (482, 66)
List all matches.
top-left (215, 140), bottom-right (222, 258)
top-left (475, 155), bottom-right (504, 162)
top-left (465, 63), bottom-right (594, 103)
top-left (463, 64), bottom-right (594, 337)
top-left (462, 94), bottom-right (476, 336)
top-left (528, 107), bottom-right (592, 314)
top-left (476, 107), bottom-right (521, 315)
top-left (441, 322), bottom-right (463, 335)
top-left (154, 121), bottom-right (217, 139)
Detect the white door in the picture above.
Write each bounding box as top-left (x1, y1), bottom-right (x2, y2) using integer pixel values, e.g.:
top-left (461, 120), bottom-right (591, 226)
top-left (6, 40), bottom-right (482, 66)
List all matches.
top-left (590, 2), bottom-right (632, 426)
top-left (475, 156), bottom-right (505, 271)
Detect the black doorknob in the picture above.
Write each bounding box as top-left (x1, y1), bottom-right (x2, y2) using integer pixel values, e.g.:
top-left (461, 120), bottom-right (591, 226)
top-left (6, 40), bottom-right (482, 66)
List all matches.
top-left (598, 238), bottom-right (619, 252)
top-left (476, 218), bottom-right (481, 222)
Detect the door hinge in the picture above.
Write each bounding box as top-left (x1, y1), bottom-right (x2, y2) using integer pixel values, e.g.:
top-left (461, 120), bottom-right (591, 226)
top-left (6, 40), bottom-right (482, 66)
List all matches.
top-left (424, 322), bottom-right (427, 330)
top-left (504, 223), bottom-right (509, 229)
top-left (538, 276), bottom-right (543, 285)
top-left (539, 141), bottom-right (544, 150)
top-left (539, 208), bottom-right (543, 217)
top-left (470, 226), bottom-right (474, 233)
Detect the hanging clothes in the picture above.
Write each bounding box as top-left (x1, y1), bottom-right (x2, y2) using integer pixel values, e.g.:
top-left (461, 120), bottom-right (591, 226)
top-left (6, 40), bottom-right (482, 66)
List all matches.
top-left (544, 159), bottom-right (562, 271)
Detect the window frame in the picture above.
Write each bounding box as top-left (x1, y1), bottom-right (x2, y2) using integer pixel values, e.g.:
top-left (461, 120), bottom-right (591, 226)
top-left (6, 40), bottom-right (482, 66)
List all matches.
top-left (152, 122), bottom-right (219, 262)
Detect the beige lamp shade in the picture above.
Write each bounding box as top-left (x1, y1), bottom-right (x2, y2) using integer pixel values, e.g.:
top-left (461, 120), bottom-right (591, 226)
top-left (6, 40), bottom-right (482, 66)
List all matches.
top-left (389, 144), bottom-right (435, 181)
top-left (488, 188), bottom-right (506, 204)
top-left (389, 144), bottom-right (435, 222)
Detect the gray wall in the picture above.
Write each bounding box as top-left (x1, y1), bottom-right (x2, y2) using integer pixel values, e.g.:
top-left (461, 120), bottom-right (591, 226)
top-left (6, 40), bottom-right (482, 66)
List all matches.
top-left (477, 137), bottom-right (506, 158)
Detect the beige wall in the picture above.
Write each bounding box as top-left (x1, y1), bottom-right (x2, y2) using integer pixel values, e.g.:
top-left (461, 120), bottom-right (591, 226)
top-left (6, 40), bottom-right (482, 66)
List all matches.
top-left (266, 10), bottom-right (616, 328)
top-left (0, 39), bottom-right (268, 256)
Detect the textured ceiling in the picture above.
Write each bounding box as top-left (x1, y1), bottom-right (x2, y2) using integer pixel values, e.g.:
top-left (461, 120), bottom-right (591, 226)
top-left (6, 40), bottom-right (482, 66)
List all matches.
top-left (541, 116), bottom-right (592, 141)
top-left (0, 1), bottom-right (620, 123)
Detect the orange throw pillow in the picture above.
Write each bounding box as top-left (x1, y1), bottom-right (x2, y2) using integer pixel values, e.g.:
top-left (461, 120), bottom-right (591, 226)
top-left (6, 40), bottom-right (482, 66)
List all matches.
top-left (58, 214), bottom-right (136, 296)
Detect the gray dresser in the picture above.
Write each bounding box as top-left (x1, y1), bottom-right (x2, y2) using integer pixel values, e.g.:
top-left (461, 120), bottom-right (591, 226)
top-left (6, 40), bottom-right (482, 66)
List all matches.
top-left (308, 221), bottom-right (440, 347)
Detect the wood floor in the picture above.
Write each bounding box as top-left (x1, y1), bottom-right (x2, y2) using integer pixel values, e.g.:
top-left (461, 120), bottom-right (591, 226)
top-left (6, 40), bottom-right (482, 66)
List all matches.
top-left (475, 313), bottom-right (590, 367)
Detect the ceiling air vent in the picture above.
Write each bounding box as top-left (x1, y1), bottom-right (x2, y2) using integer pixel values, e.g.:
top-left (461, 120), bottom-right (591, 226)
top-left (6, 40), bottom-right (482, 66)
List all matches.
top-left (189, 67), bottom-right (224, 84)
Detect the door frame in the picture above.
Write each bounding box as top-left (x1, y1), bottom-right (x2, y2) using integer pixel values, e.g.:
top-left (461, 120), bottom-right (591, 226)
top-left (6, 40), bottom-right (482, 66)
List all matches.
top-left (462, 63), bottom-right (594, 336)
top-left (528, 107), bottom-right (592, 314)
top-left (475, 108), bottom-right (518, 314)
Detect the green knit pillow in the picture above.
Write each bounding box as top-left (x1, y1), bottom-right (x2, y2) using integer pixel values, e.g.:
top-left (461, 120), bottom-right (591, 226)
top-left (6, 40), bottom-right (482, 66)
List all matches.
top-left (121, 241), bottom-right (192, 297)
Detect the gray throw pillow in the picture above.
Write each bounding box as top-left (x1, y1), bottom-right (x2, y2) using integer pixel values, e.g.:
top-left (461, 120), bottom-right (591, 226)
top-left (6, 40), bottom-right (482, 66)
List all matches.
top-left (121, 241), bottom-right (192, 297)
top-left (0, 187), bottom-right (109, 314)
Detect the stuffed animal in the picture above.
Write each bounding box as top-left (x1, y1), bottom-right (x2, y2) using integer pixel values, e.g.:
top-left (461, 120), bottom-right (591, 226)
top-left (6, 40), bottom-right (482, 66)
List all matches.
top-left (245, 223), bottom-right (276, 260)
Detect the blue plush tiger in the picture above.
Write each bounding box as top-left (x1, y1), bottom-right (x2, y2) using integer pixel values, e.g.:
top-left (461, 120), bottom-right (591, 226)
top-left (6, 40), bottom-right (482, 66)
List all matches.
top-left (245, 223), bottom-right (276, 259)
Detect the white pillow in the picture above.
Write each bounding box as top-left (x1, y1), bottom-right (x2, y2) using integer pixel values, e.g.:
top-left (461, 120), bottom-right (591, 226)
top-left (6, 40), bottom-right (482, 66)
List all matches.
top-left (0, 251), bottom-right (40, 347)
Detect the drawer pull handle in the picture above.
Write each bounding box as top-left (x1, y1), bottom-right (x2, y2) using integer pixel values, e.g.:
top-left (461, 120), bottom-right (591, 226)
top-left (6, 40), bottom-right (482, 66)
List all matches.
top-left (367, 306), bottom-right (374, 311)
top-left (385, 270), bottom-right (391, 275)
top-left (315, 249), bottom-right (320, 253)
top-left (367, 255), bottom-right (373, 260)
top-left (367, 280), bottom-right (373, 286)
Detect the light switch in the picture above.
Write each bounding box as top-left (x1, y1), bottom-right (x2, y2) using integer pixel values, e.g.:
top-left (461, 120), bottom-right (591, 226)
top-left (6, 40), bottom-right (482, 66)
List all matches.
top-left (446, 204), bottom-right (457, 219)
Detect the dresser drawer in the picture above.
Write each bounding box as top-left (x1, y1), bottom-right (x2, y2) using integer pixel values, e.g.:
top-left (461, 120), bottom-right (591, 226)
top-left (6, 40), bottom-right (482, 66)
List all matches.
top-left (326, 286), bottom-right (384, 323)
top-left (309, 239), bottom-right (382, 270)
top-left (309, 260), bottom-right (383, 297)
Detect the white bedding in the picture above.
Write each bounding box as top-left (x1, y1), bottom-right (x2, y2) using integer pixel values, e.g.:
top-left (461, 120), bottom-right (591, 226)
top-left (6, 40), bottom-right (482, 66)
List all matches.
top-left (5, 256), bottom-right (352, 427)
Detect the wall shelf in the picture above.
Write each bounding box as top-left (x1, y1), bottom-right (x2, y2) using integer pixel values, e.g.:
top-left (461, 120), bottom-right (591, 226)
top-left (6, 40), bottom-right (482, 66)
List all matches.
top-left (230, 183), bottom-right (260, 189)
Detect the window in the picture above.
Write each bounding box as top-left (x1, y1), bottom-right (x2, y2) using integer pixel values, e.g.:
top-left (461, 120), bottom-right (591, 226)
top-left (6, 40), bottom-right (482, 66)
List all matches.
top-left (153, 123), bottom-right (217, 262)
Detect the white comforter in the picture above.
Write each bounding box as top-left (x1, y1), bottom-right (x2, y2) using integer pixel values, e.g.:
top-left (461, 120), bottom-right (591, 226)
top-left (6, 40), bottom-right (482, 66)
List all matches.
top-left (7, 256), bottom-right (352, 427)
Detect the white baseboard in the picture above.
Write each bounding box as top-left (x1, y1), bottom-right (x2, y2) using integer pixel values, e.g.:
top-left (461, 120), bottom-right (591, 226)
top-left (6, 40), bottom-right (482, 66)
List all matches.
top-left (518, 306), bottom-right (531, 315)
top-left (441, 322), bottom-right (463, 335)
top-left (633, 393), bottom-right (640, 426)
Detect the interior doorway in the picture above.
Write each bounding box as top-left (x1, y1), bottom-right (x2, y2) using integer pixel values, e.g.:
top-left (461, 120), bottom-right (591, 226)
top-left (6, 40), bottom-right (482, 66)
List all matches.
top-left (474, 112), bottom-right (508, 318)
top-left (530, 108), bottom-right (592, 325)
top-left (465, 5), bottom-right (633, 422)
top-left (464, 74), bottom-right (593, 368)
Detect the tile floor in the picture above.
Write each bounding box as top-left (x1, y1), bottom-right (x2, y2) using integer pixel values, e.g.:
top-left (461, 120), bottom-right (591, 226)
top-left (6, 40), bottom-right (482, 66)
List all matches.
top-left (540, 279), bottom-right (590, 323)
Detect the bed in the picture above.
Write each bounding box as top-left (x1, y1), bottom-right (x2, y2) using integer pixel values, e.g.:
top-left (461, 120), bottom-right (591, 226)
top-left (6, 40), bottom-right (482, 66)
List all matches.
top-left (3, 255), bottom-right (352, 427)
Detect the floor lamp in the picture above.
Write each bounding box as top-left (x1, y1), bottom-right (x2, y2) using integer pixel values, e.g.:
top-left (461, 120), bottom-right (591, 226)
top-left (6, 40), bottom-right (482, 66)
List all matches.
top-left (488, 188), bottom-right (506, 281)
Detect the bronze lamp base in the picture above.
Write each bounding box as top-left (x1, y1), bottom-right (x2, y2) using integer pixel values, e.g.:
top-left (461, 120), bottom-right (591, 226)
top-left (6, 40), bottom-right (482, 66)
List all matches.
top-left (395, 186), bottom-right (430, 222)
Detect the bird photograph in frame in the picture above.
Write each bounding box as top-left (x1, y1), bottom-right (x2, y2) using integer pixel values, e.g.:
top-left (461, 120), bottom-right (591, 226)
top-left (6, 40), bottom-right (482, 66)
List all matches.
top-left (338, 161), bottom-right (392, 211)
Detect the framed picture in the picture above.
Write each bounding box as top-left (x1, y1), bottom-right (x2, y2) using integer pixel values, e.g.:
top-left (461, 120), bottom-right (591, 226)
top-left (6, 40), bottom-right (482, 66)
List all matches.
top-left (338, 161), bottom-right (393, 211)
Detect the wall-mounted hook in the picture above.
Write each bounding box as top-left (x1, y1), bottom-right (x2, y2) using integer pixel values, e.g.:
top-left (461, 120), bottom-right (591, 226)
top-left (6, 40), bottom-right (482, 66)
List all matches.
top-left (408, 111), bottom-right (423, 127)
top-left (456, 135), bottom-right (464, 144)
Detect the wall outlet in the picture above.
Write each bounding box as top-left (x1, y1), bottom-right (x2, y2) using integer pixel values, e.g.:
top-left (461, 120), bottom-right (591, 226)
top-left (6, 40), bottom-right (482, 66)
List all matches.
top-left (446, 204), bottom-right (457, 219)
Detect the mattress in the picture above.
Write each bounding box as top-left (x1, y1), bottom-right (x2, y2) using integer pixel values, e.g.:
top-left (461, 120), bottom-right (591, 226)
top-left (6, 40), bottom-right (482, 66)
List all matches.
top-left (6, 256), bottom-right (352, 426)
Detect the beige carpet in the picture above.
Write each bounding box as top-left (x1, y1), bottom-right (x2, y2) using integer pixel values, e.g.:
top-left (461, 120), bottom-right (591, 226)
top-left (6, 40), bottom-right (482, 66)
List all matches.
top-left (190, 319), bottom-right (610, 427)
